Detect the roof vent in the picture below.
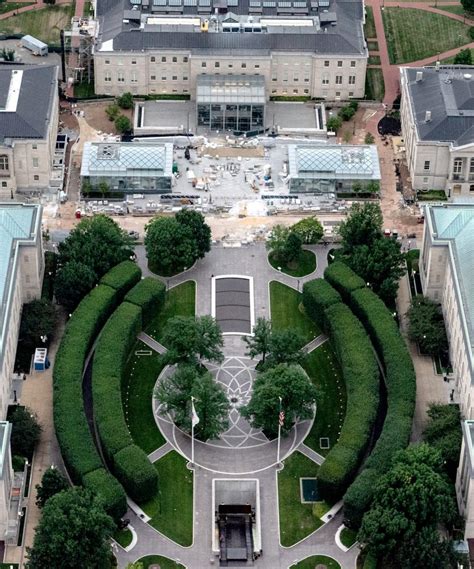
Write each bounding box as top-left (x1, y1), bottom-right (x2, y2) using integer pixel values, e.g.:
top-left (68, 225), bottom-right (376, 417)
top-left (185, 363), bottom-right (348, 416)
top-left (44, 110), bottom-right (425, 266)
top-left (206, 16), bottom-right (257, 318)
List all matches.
top-left (435, 61), bottom-right (440, 72)
top-left (425, 110), bottom-right (431, 122)
top-left (464, 73), bottom-right (472, 80)
top-left (416, 71), bottom-right (423, 82)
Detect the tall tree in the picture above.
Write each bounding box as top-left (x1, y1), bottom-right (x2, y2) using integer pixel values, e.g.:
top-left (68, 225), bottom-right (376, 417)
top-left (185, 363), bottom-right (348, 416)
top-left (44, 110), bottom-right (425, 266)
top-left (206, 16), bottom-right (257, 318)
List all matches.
top-left (407, 295), bottom-right (448, 356)
top-left (18, 298), bottom-right (56, 349)
top-left (461, 0), bottom-right (474, 15)
top-left (176, 209), bottom-right (211, 259)
top-left (242, 364), bottom-right (317, 437)
top-left (54, 261), bottom-right (97, 311)
top-left (291, 217), bottom-right (324, 244)
top-left (26, 488), bottom-right (115, 569)
top-left (145, 217), bottom-right (198, 275)
top-left (244, 318), bottom-right (272, 364)
top-left (155, 364), bottom-right (200, 427)
top-left (283, 231), bottom-right (302, 263)
top-left (266, 225), bottom-right (291, 264)
top-left (35, 467), bottom-right (69, 509)
top-left (10, 406), bottom-right (42, 460)
top-left (454, 48), bottom-right (473, 65)
top-left (267, 329), bottom-right (305, 367)
top-left (338, 202), bottom-right (383, 251)
top-left (195, 315), bottom-right (224, 362)
top-left (358, 444), bottom-right (457, 568)
top-left (192, 372), bottom-right (230, 441)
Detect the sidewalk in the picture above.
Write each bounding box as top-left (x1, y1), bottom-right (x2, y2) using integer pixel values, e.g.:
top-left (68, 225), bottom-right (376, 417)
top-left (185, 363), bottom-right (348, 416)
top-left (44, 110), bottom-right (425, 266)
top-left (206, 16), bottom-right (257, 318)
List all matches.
top-left (4, 315), bottom-right (66, 566)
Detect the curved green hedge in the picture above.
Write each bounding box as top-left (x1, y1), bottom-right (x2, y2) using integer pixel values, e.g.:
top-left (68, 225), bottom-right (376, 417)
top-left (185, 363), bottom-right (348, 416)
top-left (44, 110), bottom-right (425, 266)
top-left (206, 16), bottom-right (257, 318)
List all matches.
top-left (317, 302), bottom-right (379, 501)
top-left (324, 261), bottom-right (365, 303)
top-left (125, 277), bottom-right (166, 327)
top-left (302, 279), bottom-right (342, 331)
top-left (114, 444), bottom-right (158, 503)
top-left (342, 286), bottom-right (416, 527)
top-left (92, 301), bottom-right (158, 503)
top-left (83, 468), bottom-right (127, 522)
top-left (53, 261), bottom-right (142, 518)
top-left (99, 260), bottom-right (141, 295)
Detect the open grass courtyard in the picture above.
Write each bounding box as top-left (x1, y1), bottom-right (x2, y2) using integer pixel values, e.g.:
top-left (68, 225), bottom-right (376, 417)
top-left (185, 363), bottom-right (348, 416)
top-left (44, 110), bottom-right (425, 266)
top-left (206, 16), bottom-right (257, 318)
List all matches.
top-left (141, 451), bottom-right (194, 546)
top-left (269, 249), bottom-right (317, 277)
top-left (270, 281), bottom-right (320, 344)
top-left (382, 8), bottom-right (472, 64)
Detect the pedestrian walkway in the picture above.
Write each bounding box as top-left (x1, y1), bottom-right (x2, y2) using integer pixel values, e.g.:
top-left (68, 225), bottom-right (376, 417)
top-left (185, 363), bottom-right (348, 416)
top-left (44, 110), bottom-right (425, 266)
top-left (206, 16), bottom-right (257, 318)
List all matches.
top-left (137, 331), bottom-right (167, 354)
top-left (147, 441), bottom-right (173, 462)
top-left (298, 443), bottom-right (325, 465)
top-left (304, 334), bottom-right (329, 354)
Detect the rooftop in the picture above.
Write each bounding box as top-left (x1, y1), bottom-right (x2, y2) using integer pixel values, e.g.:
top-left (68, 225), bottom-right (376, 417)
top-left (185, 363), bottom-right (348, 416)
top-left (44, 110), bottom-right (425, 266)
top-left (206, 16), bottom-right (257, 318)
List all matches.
top-left (97, 0), bottom-right (365, 55)
top-left (81, 141), bottom-right (174, 177)
top-left (288, 143), bottom-right (381, 180)
top-left (428, 204), bottom-right (474, 352)
top-left (402, 66), bottom-right (474, 146)
top-left (0, 65), bottom-right (58, 143)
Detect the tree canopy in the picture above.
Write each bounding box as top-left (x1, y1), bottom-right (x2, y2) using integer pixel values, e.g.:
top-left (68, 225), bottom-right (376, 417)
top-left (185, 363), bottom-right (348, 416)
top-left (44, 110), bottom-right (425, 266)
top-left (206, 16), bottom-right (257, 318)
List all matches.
top-left (242, 364), bottom-right (316, 437)
top-left (10, 406), bottom-right (42, 460)
top-left (244, 317), bottom-right (272, 365)
top-left (26, 488), bottom-right (115, 569)
top-left (267, 329), bottom-right (305, 367)
top-left (407, 295), bottom-right (448, 357)
top-left (175, 209), bottom-right (211, 259)
top-left (35, 467), bottom-right (69, 509)
top-left (18, 298), bottom-right (56, 350)
top-left (291, 217), bottom-right (324, 244)
top-left (338, 202), bottom-right (384, 251)
top-left (54, 261), bottom-right (97, 311)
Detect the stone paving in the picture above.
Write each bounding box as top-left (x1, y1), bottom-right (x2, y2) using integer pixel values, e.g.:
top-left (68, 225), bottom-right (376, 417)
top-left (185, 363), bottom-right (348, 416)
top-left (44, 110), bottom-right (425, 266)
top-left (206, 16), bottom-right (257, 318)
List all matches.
top-left (114, 243), bottom-right (361, 569)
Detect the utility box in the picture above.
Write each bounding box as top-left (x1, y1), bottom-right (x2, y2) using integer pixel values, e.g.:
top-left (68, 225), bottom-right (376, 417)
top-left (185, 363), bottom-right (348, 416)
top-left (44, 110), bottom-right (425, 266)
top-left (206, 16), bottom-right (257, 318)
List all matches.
top-left (21, 35), bottom-right (48, 56)
top-left (34, 348), bottom-right (49, 371)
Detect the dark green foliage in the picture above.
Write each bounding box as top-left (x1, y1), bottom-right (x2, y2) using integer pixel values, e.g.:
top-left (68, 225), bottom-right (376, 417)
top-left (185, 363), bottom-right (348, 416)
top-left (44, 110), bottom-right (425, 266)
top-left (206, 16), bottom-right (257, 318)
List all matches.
top-left (92, 302), bottom-right (142, 460)
top-left (317, 303), bottom-right (379, 500)
top-left (124, 277), bottom-right (166, 326)
top-left (324, 261), bottom-right (365, 303)
top-left (243, 317), bottom-right (272, 364)
top-left (115, 114), bottom-right (132, 133)
top-left (117, 92), bottom-right (133, 109)
top-left (407, 295), bottom-right (449, 357)
top-left (423, 403), bottom-right (462, 481)
top-left (341, 285), bottom-right (416, 527)
top-left (175, 209), bottom-right (211, 259)
top-left (290, 217), bottom-right (324, 244)
top-left (242, 364), bottom-right (317, 438)
top-left (99, 260), bottom-right (141, 295)
top-left (113, 445), bottom-right (158, 503)
top-left (337, 202), bottom-right (383, 250)
top-left (9, 406), bottom-right (42, 460)
top-left (83, 469), bottom-right (127, 521)
top-left (17, 298), bottom-right (56, 355)
top-left (283, 232), bottom-right (303, 263)
top-left (339, 105), bottom-right (356, 121)
top-left (266, 329), bottom-right (305, 367)
top-left (302, 279), bottom-right (342, 331)
top-left (454, 48), bottom-right (472, 64)
top-left (358, 444), bottom-right (457, 569)
top-left (54, 261), bottom-right (97, 311)
top-left (35, 468), bottom-right (69, 509)
top-left (327, 116), bottom-right (342, 132)
top-left (26, 488), bottom-right (115, 569)
top-left (41, 251), bottom-right (57, 300)
top-left (266, 224), bottom-right (302, 264)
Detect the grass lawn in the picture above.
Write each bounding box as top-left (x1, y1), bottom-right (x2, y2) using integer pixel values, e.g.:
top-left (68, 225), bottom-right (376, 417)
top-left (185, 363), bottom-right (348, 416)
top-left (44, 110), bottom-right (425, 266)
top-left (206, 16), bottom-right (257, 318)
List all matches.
top-left (0, 2), bottom-right (34, 15)
top-left (146, 280), bottom-right (196, 344)
top-left (112, 527), bottom-right (133, 549)
top-left (433, 4), bottom-right (467, 16)
top-left (278, 452), bottom-right (324, 546)
top-left (368, 55), bottom-right (381, 65)
top-left (74, 81), bottom-right (95, 98)
top-left (268, 249), bottom-right (317, 277)
top-left (365, 6), bottom-right (377, 38)
top-left (141, 451), bottom-right (193, 546)
top-left (269, 281), bottom-right (321, 344)
top-left (416, 189), bottom-right (448, 201)
top-left (365, 68), bottom-right (385, 101)
top-left (0, 4), bottom-right (75, 44)
top-left (293, 555), bottom-right (341, 569)
top-left (367, 40), bottom-right (379, 51)
top-left (340, 526), bottom-right (358, 548)
top-left (382, 8), bottom-right (471, 64)
top-left (135, 556), bottom-right (185, 569)
top-left (123, 340), bottom-right (166, 454)
top-left (302, 344), bottom-right (346, 456)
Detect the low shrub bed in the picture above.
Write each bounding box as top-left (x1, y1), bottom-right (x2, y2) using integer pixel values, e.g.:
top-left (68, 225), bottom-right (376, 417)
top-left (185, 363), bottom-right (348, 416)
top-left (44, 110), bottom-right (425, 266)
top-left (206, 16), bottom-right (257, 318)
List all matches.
top-left (99, 260), bottom-right (141, 297)
top-left (324, 261), bottom-right (365, 303)
top-left (114, 444), bottom-right (158, 503)
top-left (125, 277), bottom-right (166, 327)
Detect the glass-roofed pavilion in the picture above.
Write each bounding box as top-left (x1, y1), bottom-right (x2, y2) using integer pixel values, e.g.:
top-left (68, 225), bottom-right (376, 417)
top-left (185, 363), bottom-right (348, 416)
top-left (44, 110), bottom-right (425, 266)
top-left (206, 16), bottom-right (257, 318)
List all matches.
top-left (287, 144), bottom-right (381, 194)
top-left (196, 75), bottom-right (265, 133)
top-left (80, 141), bottom-right (174, 193)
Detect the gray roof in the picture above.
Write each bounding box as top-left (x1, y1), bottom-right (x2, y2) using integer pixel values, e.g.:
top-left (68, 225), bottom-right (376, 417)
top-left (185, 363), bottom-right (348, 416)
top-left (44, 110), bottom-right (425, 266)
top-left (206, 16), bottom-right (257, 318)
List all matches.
top-left (0, 64), bottom-right (58, 142)
top-left (403, 66), bottom-right (474, 146)
top-left (98, 0), bottom-right (365, 55)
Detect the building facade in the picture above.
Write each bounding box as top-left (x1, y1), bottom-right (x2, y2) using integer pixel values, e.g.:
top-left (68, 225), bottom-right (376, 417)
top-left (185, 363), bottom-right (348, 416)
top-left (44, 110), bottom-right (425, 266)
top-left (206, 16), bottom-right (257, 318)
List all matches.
top-left (0, 65), bottom-right (59, 200)
top-left (94, 0), bottom-right (368, 103)
top-left (400, 66), bottom-right (474, 198)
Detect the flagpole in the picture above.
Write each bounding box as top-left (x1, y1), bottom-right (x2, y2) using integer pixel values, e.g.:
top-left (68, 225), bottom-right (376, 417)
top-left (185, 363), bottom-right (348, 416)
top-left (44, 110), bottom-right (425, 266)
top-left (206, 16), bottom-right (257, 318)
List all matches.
top-left (277, 396), bottom-right (282, 465)
top-left (191, 396), bottom-right (195, 465)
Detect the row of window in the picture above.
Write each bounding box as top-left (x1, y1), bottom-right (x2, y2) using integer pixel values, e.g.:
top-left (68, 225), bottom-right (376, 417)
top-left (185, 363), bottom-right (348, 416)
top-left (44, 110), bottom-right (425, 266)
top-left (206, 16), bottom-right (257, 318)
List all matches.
top-left (105, 56), bottom-right (190, 64)
top-left (103, 57), bottom-right (359, 68)
top-left (424, 157), bottom-right (474, 178)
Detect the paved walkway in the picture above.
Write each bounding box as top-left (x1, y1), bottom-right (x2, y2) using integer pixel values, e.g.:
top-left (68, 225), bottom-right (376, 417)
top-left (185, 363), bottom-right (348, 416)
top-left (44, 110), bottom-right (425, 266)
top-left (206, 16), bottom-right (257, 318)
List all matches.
top-left (147, 441), bottom-right (173, 462)
top-left (304, 334), bottom-right (329, 354)
top-left (137, 331), bottom-right (166, 354)
top-left (298, 443), bottom-right (325, 465)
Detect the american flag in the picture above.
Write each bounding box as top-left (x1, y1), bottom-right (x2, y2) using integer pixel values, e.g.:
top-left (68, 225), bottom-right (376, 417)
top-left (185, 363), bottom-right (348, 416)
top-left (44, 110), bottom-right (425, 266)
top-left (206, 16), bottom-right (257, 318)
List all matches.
top-left (279, 409), bottom-right (285, 427)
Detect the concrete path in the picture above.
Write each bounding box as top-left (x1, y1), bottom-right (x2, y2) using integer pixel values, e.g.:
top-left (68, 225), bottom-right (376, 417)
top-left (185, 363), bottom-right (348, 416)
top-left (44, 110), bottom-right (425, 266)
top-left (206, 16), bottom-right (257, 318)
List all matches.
top-left (298, 444), bottom-right (325, 465)
top-left (137, 331), bottom-right (167, 354)
top-left (304, 334), bottom-right (329, 354)
top-left (147, 441), bottom-right (173, 462)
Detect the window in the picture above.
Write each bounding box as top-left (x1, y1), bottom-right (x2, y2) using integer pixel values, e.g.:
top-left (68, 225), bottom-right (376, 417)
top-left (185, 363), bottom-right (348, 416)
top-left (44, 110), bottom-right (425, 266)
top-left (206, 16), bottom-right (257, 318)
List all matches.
top-left (25, 274), bottom-right (30, 283)
top-left (349, 91), bottom-right (354, 97)
top-left (32, 144), bottom-right (37, 150)
top-left (228, 63), bottom-right (233, 68)
top-left (172, 75), bottom-right (177, 80)
top-left (453, 158), bottom-right (463, 175)
top-left (337, 60), bottom-right (343, 67)
top-left (324, 60), bottom-right (329, 67)
top-left (322, 75), bottom-right (329, 85)
top-left (104, 71), bottom-right (112, 82)
top-left (161, 76), bottom-right (166, 80)
top-left (215, 62), bottom-right (220, 68)
top-left (32, 158), bottom-right (39, 168)
top-left (151, 56), bottom-right (156, 62)
top-left (349, 75), bottom-right (356, 85)
top-left (1, 181), bottom-right (6, 187)
top-left (294, 76), bottom-right (299, 82)
top-left (131, 72), bottom-right (137, 83)
top-left (272, 76), bottom-right (277, 82)
top-left (424, 160), bottom-right (430, 171)
top-left (162, 56), bottom-right (167, 62)
top-left (335, 91), bottom-right (341, 97)
top-left (272, 89), bottom-right (277, 94)
top-left (255, 64), bottom-right (260, 69)
top-left (350, 60), bottom-right (356, 67)
top-left (183, 76), bottom-right (188, 81)
top-left (303, 88), bottom-right (309, 94)
top-left (423, 177), bottom-right (429, 183)
top-left (470, 184), bottom-right (474, 192)
top-left (335, 75), bottom-right (342, 84)
top-left (293, 88), bottom-right (298, 94)
top-left (34, 175), bottom-right (39, 181)
top-left (202, 62), bottom-right (206, 67)
top-left (150, 75), bottom-right (156, 81)
top-left (183, 56), bottom-right (188, 62)
top-left (470, 157), bottom-right (474, 174)
top-left (172, 56), bottom-right (177, 62)
top-left (105, 59), bottom-right (110, 64)
top-left (131, 59), bottom-right (137, 65)
top-left (0, 155), bottom-right (9, 172)
top-left (117, 71), bottom-right (125, 83)
top-left (241, 63), bottom-right (247, 68)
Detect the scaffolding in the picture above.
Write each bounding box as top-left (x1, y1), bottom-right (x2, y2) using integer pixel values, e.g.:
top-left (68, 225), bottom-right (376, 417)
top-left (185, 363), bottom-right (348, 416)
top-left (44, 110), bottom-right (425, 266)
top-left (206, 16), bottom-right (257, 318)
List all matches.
top-left (63, 16), bottom-right (99, 94)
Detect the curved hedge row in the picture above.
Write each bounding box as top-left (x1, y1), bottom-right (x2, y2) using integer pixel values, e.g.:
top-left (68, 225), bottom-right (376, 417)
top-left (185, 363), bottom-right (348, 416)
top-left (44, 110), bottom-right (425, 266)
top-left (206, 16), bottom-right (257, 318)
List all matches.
top-left (308, 289), bottom-right (379, 501)
top-left (92, 299), bottom-right (159, 503)
top-left (99, 260), bottom-right (142, 295)
top-left (53, 261), bottom-right (142, 519)
top-left (125, 277), bottom-right (166, 327)
top-left (324, 261), bottom-right (365, 303)
top-left (302, 279), bottom-right (342, 331)
top-left (342, 286), bottom-right (416, 527)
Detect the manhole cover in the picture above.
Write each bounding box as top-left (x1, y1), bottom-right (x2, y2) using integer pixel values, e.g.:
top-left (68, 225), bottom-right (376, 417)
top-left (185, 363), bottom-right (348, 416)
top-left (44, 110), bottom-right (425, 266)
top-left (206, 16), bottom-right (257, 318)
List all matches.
top-left (230, 396), bottom-right (239, 403)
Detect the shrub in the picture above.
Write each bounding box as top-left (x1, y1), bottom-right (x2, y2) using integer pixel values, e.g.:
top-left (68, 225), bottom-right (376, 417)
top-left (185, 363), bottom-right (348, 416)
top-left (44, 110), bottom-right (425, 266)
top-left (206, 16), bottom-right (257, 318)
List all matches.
top-left (302, 278), bottom-right (342, 331)
top-left (92, 302), bottom-right (142, 460)
top-left (339, 105), bottom-right (356, 121)
top-left (125, 277), bottom-right (166, 327)
top-left (317, 302), bottom-right (379, 501)
top-left (342, 285), bottom-right (416, 527)
top-left (364, 133), bottom-right (375, 144)
top-left (99, 260), bottom-right (141, 296)
top-left (83, 468), bottom-right (127, 521)
top-left (115, 115), bottom-right (132, 134)
top-left (324, 261), bottom-right (365, 303)
top-left (106, 104), bottom-right (120, 121)
top-left (113, 445), bottom-right (158, 503)
top-left (327, 115), bottom-right (343, 132)
top-left (117, 92), bottom-right (133, 109)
